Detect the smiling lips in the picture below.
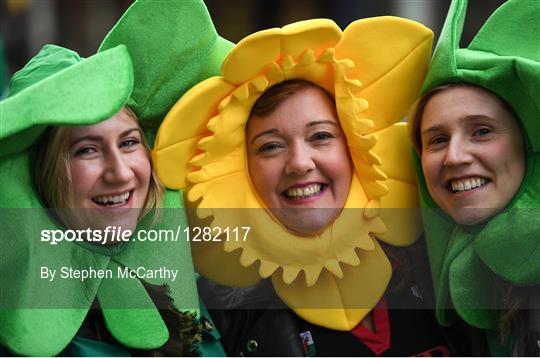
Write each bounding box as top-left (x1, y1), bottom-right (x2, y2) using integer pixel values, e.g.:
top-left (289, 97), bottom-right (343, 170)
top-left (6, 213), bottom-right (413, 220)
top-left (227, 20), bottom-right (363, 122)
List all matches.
top-left (92, 191), bottom-right (131, 207)
top-left (283, 183), bottom-right (324, 200)
top-left (450, 177), bottom-right (488, 193)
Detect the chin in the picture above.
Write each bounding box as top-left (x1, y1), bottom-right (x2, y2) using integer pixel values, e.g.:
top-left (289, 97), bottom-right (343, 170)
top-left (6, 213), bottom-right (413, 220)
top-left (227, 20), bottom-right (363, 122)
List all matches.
top-left (107, 216), bottom-right (139, 234)
top-left (449, 207), bottom-right (496, 227)
top-left (274, 208), bottom-right (340, 237)
top-left (73, 210), bottom-right (139, 234)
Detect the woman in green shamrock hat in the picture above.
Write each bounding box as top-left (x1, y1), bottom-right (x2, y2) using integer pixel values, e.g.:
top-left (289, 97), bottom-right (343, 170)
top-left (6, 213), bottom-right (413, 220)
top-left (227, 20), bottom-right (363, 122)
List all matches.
top-left (409, 0), bottom-right (540, 355)
top-left (0, 0), bottom-right (232, 356)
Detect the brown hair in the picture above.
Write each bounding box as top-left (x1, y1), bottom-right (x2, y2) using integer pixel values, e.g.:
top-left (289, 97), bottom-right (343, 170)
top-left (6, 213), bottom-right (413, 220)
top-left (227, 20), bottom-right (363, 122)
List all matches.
top-left (249, 79), bottom-right (334, 118)
top-left (34, 107), bottom-right (163, 226)
top-left (408, 83), bottom-right (464, 154)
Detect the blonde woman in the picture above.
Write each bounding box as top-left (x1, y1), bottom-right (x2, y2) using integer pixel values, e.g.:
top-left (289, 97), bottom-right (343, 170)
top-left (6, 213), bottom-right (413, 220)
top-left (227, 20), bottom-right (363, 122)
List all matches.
top-left (0, 0), bottom-right (232, 355)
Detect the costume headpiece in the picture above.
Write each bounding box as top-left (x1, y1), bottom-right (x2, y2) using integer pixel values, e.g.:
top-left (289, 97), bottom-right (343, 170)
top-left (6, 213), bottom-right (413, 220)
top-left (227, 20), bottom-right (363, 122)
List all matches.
top-left (154, 17), bottom-right (432, 330)
top-left (413, 0), bottom-right (540, 330)
top-left (0, 0), bottom-right (233, 355)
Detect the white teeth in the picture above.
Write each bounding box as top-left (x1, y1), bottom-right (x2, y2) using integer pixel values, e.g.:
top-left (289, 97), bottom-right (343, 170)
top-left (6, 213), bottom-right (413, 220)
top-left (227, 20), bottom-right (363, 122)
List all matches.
top-left (285, 184), bottom-right (322, 199)
top-left (93, 192), bottom-right (130, 205)
top-left (451, 177), bottom-right (487, 193)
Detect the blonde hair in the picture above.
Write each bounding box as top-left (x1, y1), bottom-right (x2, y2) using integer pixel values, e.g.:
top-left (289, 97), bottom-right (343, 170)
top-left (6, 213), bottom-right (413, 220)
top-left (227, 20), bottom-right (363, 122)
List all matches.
top-left (34, 107), bottom-right (163, 226)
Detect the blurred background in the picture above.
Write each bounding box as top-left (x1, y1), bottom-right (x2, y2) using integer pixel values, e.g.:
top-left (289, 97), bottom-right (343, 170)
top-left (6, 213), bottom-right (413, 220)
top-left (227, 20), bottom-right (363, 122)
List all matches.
top-left (1, 0), bottom-right (506, 88)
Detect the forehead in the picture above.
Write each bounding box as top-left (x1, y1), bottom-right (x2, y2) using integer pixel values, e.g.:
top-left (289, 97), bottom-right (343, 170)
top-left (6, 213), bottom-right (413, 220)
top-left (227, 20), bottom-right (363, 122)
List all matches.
top-left (69, 109), bottom-right (138, 139)
top-left (421, 86), bottom-right (518, 130)
top-left (247, 87), bottom-right (339, 132)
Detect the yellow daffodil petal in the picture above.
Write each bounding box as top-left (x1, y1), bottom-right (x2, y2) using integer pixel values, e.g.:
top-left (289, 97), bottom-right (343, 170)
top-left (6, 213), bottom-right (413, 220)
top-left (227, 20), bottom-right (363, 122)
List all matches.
top-left (222, 19), bottom-right (342, 84)
top-left (371, 123), bottom-right (417, 185)
top-left (192, 240), bottom-right (261, 287)
top-left (272, 240), bottom-right (391, 331)
top-left (153, 77), bottom-right (235, 189)
top-left (377, 178), bottom-right (422, 247)
top-left (335, 17), bottom-right (433, 131)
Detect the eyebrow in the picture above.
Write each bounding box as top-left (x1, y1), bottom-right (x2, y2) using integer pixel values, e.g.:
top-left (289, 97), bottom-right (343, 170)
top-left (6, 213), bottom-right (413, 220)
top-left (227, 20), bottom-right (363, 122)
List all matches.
top-left (421, 115), bottom-right (499, 137)
top-left (70, 127), bottom-right (141, 148)
top-left (249, 129), bottom-right (279, 144)
top-left (249, 120), bottom-right (338, 144)
top-left (306, 120), bottom-right (339, 128)
top-left (421, 125), bottom-right (444, 137)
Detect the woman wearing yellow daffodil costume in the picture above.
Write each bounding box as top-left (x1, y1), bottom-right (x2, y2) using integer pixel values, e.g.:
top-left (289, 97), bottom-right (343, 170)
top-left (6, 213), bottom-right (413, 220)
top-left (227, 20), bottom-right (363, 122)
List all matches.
top-left (153, 16), bottom-right (463, 356)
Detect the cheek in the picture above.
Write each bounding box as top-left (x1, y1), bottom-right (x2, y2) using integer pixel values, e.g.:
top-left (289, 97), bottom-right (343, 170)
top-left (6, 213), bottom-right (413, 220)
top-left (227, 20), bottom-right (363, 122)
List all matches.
top-left (132, 152), bottom-right (152, 185)
top-left (248, 157), bottom-right (281, 203)
top-left (331, 161), bottom-right (351, 189)
top-left (491, 139), bottom-right (525, 189)
top-left (421, 155), bottom-right (446, 205)
top-left (421, 154), bottom-right (440, 185)
top-left (70, 161), bottom-right (100, 197)
top-left (496, 137), bottom-right (524, 164)
top-left (320, 145), bottom-right (352, 207)
top-left (328, 145), bottom-right (352, 183)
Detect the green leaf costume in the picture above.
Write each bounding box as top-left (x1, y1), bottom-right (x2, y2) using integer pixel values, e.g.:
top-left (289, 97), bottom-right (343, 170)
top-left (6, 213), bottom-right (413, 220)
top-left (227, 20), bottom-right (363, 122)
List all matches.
top-left (0, 0), bottom-right (233, 355)
top-left (412, 0), bottom-right (540, 347)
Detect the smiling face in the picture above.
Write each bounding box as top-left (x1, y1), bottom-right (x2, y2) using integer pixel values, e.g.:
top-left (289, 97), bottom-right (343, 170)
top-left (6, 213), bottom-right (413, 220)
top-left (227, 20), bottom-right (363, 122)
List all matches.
top-left (67, 108), bottom-right (151, 233)
top-left (246, 83), bottom-right (352, 236)
top-left (420, 86), bottom-right (525, 226)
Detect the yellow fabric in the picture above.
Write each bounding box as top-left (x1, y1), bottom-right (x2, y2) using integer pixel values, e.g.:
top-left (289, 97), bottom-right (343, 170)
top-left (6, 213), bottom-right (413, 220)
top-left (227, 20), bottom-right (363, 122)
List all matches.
top-left (154, 18), bottom-right (432, 330)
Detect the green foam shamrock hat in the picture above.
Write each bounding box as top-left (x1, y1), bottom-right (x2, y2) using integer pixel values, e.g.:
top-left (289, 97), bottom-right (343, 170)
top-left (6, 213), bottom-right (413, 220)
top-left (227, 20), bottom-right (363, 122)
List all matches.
top-left (0, 0), bottom-right (233, 355)
top-left (413, 0), bottom-right (540, 331)
top-left (0, 45), bottom-right (133, 157)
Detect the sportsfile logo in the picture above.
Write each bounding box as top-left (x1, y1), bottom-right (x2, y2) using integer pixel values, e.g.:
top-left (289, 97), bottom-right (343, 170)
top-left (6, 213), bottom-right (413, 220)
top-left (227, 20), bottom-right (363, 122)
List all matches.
top-left (40, 225), bottom-right (251, 245)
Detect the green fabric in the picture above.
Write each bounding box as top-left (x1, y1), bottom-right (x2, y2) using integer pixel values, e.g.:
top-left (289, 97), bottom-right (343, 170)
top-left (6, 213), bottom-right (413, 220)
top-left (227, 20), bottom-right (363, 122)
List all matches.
top-left (0, 0), bottom-right (233, 355)
top-left (99, 0), bottom-right (233, 132)
top-left (198, 301), bottom-right (227, 357)
top-left (0, 191), bottom-right (198, 356)
top-left (62, 336), bottom-right (130, 357)
top-left (0, 45), bottom-right (133, 156)
top-left (414, 0), bottom-right (540, 333)
top-left (8, 44), bottom-right (82, 97)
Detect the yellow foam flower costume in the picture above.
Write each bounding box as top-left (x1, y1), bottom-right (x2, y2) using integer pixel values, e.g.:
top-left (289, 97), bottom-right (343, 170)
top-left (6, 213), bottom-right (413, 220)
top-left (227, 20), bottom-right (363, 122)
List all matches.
top-left (153, 18), bottom-right (432, 331)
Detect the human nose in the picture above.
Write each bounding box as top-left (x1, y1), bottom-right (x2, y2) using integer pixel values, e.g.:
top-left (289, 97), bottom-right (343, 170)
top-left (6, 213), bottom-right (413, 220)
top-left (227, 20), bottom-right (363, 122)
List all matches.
top-left (284, 143), bottom-right (315, 176)
top-left (103, 149), bottom-right (133, 184)
top-left (443, 137), bottom-right (473, 167)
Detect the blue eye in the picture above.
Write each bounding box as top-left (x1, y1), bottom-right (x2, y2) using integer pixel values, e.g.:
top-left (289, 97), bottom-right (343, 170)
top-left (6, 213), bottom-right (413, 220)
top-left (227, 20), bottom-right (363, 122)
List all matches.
top-left (75, 146), bottom-right (97, 156)
top-left (310, 131), bottom-right (333, 141)
top-left (121, 139), bottom-right (140, 148)
top-left (430, 136), bottom-right (447, 145)
top-left (258, 142), bottom-right (282, 153)
top-left (474, 128), bottom-right (491, 136)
